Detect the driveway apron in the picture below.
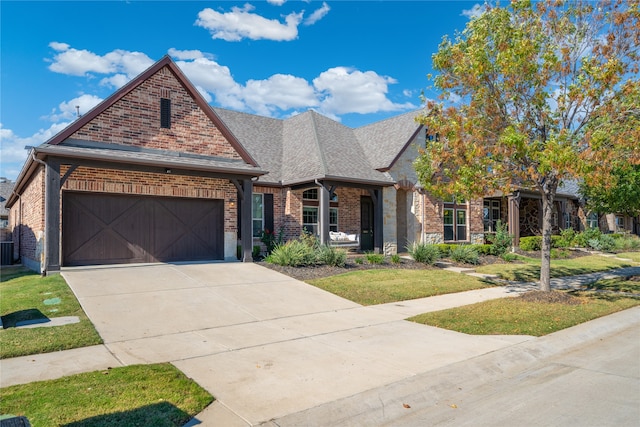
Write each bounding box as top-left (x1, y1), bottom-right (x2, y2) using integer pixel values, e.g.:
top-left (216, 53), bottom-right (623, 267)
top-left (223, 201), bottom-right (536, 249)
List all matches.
top-left (62, 262), bottom-right (528, 425)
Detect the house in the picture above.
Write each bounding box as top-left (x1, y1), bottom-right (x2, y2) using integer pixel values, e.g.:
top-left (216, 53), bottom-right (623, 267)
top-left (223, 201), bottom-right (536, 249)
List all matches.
top-left (7, 56), bottom-right (602, 274)
top-left (0, 177), bottom-right (14, 241)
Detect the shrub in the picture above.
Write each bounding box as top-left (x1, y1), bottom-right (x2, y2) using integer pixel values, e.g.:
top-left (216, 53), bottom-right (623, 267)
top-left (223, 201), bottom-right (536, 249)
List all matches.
top-left (434, 244), bottom-right (454, 257)
top-left (589, 234), bottom-right (616, 252)
top-left (260, 227), bottom-right (284, 255)
top-left (390, 254), bottom-right (401, 264)
top-left (354, 257), bottom-right (364, 264)
top-left (365, 252), bottom-right (385, 264)
top-left (501, 252), bottom-right (518, 262)
top-left (519, 236), bottom-right (542, 251)
top-left (316, 245), bottom-right (347, 267)
top-left (449, 245), bottom-right (480, 265)
top-left (473, 244), bottom-right (493, 255)
top-left (252, 245), bottom-right (262, 259)
top-left (614, 235), bottom-right (640, 250)
top-left (574, 228), bottom-right (602, 248)
top-left (299, 230), bottom-right (320, 249)
top-left (556, 228), bottom-right (576, 248)
top-left (408, 242), bottom-right (440, 265)
top-left (487, 220), bottom-right (513, 255)
top-left (550, 248), bottom-right (570, 259)
top-left (265, 240), bottom-right (316, 266)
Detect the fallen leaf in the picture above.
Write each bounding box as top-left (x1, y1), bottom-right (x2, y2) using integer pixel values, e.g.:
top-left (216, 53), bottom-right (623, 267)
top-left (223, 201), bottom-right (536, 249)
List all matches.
top-left (450, 404), bottom-right (458, 409)
top-left (403, 403), bottom-right (411, 409)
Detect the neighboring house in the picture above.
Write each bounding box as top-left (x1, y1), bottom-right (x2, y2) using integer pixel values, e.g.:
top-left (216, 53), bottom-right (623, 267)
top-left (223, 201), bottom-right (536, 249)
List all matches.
top-left (7, 56), bottom-right (611, 274)
top-left (0, 177), bottom-right (14, 241)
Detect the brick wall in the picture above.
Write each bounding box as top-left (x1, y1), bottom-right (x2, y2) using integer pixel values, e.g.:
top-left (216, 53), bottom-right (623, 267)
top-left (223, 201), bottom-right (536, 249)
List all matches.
top-left (10, 166), bottom-right (45, 269)
top-left (70, 66), bottom-right (242, 160)
top-left (62, 166), bottom-right (237, 232)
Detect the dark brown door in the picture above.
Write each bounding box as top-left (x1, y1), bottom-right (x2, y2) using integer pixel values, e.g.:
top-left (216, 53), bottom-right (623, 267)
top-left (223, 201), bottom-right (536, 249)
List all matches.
top-left (360, 196), bottom-right (374, 251)
top-left (62, 192), bottom-right (224, 266)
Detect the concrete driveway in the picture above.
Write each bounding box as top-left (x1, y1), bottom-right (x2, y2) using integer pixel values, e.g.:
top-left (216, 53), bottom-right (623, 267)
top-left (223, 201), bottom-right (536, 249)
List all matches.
top-left (62, 262), bottom-right (529, 425)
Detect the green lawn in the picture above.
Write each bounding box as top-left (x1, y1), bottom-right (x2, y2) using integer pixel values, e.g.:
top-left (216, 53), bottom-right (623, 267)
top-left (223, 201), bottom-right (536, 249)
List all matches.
top-left (409, 274), bottom-right (640, 336)
top-left (0, 267), bottom-right (102, 359)
top-left (474, 254), bottom-right (632, 282)
top-left (616, 252), bottom-right (640, 262)
top-left (307, 269), bottom-right (493, 305)
top-left (0, 364), bottom-right (213, 427)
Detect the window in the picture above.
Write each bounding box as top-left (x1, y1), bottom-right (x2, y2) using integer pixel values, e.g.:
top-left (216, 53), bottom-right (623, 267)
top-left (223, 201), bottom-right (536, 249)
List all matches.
top-left (483, 200), bottom-right (501, 232)
top-left (330, 208), bottom-right (338, 232)
top-left (303, 189), bottom-right (318, 200)
top-left (302, 206), bottom-right (339, 235)
top-left (252, 193), bottom-right (263, 237)
top-left (160, 98), bottom-right (171, 128)
top-left (303, 207), bottom-right (318, 235)
top-left (564, 212), bottom-right (572, 230)
top-left (616, 216), bottom-right (625, 231)
top-left (587, 212), bottom-right (599, 229)
top-left (444, 197), bottom-right (468, 241)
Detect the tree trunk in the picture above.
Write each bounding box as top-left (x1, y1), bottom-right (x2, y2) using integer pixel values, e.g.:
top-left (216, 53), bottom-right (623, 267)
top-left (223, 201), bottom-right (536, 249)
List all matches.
top-left (539, 191), bottom-right (555, 292)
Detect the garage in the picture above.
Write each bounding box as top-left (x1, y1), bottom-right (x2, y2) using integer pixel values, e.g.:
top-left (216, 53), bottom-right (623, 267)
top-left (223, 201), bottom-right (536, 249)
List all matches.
top-left (62, 192), bottom-right (224, 266)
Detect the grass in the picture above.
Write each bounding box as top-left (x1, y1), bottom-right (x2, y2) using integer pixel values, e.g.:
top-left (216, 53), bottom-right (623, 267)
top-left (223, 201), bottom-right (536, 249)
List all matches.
top-left (0, 364), bottom-right (214, 427)
top-left (0, 267), bottom-right (102, 359)
top-left (409, 275), bottom-right (640, 337)
top-left (307, 269), bottom-right (493, 305)
top-left (474, 254), bottom-right (632, 282)
top-left (616, 252), bottom-right (640, 262)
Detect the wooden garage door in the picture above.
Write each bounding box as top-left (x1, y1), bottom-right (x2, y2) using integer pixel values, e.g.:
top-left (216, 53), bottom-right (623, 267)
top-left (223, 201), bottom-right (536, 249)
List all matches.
top-left (63, 192), bottom-right (224, 266)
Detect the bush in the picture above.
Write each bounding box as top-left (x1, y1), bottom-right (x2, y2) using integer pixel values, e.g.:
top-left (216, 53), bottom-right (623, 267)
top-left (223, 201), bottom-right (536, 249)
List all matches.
top-left (354, 257), bottom-right (364, 264)
top-left (408, 242), bottom-right (440, 265)
top-left (449, 245), bottom-right (480, 265)
top-left (317, 245), bottom-right (347, 267)
top-left (252, 245), bottom-right (262, 259)
top-left (434, 244), bottom-right (455, 257)
top-left (473, 244), bottom-right (494, 255)
top-left (614, 235), bottom-right (640, 251)
top-left (556, 228), bottom-right (576, 248)
top-left (589, 234), bottom-right (616, 252)
top-left (519, 236), bottom-right (542, 251)
top-left (365, 252), bottom-right (385, 264)
top-left (487, 220), bottom-right (513, 255)
top-left (260, 227), bottom-right (284, 255)
top-left (550, 248), bottom-right (570, 259)
top-left (390, 254), bottom-right (401, 264)
top-left (574, 228), bottom-right (602, 248)
top-left (265, 240), bottom-right (316, 266)
top-left (501, 252), bottom-right (518, 262)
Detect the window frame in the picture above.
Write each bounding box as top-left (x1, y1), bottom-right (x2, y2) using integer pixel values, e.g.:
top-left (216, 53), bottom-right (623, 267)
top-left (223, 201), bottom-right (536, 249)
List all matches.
top-left (443, 197), bottom-right (468, 242)
top-left (252, 193), bottom-right (264, 237)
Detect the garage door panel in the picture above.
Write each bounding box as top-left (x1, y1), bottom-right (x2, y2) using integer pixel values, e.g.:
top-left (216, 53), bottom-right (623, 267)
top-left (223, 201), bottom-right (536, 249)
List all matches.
top-left (63, 193), bottom-right (224, 266)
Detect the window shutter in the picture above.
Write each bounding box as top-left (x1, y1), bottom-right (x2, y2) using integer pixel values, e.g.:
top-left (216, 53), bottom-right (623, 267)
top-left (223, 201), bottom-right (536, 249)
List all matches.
top-left (264, 193), bottom-right (274, 233)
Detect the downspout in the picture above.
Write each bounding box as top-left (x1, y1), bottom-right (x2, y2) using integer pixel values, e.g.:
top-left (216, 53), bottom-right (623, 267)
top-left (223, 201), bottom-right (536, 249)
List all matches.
top-left (30, 150), bottom-right (48, 275)
top-left (422, 191), bottom-right (426, 244)
top-left (10, 189), bottom-right (21, 264)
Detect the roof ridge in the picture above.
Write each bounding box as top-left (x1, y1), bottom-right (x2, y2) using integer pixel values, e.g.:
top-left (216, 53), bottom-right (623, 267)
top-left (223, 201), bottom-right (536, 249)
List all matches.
top-left (308, 111), bottom-right (329, 178)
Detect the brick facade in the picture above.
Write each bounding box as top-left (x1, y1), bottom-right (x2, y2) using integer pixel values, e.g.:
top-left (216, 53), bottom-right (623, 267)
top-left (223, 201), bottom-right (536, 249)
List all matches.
top-left (70, 66), bottom-right (242, 160)
top-left (10, 166), bottom-right (45, 270)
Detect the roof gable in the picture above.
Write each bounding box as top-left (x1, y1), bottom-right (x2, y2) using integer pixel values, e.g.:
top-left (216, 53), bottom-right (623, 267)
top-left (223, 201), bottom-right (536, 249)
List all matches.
top-left (48, 56), bottom-right (258, 167)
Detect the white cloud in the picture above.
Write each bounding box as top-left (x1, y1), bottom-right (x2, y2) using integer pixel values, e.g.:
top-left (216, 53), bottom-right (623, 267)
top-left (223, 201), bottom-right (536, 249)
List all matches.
top-left (195, 4), bottom-right (303, 41)
top-left (42, 44), bottom-right (415, 130)
top-left (313, 67), bottom-right (415, 116)
top-left (173, 56), bottom-right (245, 109)
top-left (461, 4), bottom-right (487, 19)
top-left (267, 0), bottom-right (286, 5)
top-left (304, 2), bottom-right (330, 25)
top-left (243, 74), bottom-right (318, 115)
top-left (48, 43), bottom-right (154, 84)
top-left (0, 122), bottom-right (71, 180)
top-left (46, 94), bottom-right (103, 123)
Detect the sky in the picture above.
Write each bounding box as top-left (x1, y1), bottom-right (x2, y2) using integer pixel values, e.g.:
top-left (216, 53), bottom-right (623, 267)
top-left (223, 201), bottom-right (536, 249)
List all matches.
top-left (0, 0), bottom-right (484, 181)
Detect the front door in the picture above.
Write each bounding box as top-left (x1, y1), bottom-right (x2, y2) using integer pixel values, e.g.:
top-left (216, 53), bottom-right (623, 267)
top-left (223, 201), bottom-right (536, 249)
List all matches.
top-left (360, 196), bottom-right (374, 251)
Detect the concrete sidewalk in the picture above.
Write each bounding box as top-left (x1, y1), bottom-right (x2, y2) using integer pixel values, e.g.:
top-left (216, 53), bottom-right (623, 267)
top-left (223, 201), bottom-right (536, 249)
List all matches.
top-left (1, 263), bottom-right (638, 426)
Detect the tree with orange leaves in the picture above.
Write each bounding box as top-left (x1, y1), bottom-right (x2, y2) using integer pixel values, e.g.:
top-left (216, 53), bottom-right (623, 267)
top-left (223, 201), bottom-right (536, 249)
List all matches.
top-left (416, 0), bottom-right (639, 291)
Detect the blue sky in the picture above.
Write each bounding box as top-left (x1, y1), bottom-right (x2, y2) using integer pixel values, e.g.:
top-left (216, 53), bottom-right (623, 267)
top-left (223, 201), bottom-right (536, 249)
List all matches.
top-left (1, 0), bottom-right (482, 180)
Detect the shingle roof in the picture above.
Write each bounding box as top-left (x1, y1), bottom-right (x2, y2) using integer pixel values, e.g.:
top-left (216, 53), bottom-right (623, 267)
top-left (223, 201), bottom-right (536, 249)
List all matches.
top-left (214, 108), bottom-right (417, 187)
top-left (355, 109), bottom-right (423, 170)
top-left (0, 177), bottom-right (14, 218)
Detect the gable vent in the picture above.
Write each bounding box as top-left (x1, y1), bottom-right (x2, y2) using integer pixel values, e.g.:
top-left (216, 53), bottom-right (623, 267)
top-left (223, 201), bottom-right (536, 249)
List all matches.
top-left (160, 98), bottom-right (171, 128)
